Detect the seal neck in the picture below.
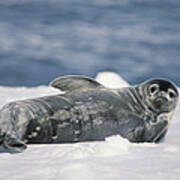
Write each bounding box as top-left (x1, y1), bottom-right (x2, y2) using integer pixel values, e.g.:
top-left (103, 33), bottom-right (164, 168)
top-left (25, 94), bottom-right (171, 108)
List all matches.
top-left (133, 86), bottom-right (158, 116)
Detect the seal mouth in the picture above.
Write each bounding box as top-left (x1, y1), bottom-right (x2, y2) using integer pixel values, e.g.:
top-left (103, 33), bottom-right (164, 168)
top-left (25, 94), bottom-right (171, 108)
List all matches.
top-left (153, 96), bottom-right (168, 108)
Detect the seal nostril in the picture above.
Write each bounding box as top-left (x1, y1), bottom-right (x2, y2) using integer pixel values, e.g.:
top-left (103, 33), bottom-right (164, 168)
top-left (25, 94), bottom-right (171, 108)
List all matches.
top-left (154, 97), bottom-right (168, 107)
top-left (155, 100), bottom-right (163, 107)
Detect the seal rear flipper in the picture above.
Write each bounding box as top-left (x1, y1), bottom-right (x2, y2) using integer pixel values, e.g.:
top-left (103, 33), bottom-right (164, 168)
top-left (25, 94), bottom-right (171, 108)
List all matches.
top-left (2, 134), bottom-right (27, 152)
top-left (50, 75), bottom-right (105, 92)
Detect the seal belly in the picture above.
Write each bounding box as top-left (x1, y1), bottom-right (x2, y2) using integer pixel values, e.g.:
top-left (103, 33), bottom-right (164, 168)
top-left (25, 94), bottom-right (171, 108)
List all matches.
top-left (21, 96), bottom-right (73, 143)
top-left (54, 100), bottom-right (117, 142)
top-left (24, 93), bottom-right (117, 143)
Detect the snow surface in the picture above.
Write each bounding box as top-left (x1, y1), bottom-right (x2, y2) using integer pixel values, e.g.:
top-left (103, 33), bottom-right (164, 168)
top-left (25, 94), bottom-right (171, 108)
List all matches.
top-left (0, 72), bottom-right (180, 180)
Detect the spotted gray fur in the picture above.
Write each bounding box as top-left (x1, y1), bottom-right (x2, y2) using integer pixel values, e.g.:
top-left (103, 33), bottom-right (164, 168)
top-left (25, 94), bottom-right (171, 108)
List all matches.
top-left (0, 75), bottom-right (178, 151)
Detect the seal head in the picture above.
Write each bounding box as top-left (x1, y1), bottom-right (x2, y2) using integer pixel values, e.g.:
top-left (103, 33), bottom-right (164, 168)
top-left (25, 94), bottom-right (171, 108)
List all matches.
top-left (140, 78), bottom-right (179, 113)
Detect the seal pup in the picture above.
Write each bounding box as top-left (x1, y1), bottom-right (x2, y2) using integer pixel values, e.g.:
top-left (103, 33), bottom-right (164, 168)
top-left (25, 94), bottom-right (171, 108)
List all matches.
top-left (0, 76), bottom-right (178, 151)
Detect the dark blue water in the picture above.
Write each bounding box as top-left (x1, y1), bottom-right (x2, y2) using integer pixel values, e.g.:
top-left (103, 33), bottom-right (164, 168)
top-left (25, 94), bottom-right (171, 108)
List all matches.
top-left (0, 0), bottom-right (180, 86)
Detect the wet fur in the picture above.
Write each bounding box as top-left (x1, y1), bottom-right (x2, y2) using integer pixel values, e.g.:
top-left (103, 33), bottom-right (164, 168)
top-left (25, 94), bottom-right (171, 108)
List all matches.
top-left (0, 76), bottom-right (178, 151)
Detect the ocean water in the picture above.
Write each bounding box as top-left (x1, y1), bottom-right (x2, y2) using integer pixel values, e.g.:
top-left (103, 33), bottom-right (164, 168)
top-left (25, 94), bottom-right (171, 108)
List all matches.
top-left (0, 0), bottom-right (180, 86)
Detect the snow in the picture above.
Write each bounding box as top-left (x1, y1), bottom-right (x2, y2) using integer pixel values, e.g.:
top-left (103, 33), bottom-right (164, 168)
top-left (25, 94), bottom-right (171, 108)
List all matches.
top-left (96, 72), bottom-right (129, 88)
top-left (0, 72), bottom-right (180, 180)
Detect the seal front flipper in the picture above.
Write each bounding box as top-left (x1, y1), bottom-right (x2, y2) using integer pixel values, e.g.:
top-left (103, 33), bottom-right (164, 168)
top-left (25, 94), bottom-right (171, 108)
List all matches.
top-left (50, 75), bottom-right (105, 92)
top-left (144, 119), bottom-right (169, 142)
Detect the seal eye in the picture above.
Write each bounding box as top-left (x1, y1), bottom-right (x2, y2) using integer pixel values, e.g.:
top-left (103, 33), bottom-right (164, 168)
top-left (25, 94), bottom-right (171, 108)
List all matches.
top-left (168, 89), bottom-right (176, 98)
top-left (149, 84), bottom-right (159, 94)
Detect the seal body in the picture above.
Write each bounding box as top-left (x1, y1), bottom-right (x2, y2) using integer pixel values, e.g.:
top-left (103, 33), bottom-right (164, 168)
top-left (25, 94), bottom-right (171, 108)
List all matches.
top-left (0, 76), bottom-right (178, 151)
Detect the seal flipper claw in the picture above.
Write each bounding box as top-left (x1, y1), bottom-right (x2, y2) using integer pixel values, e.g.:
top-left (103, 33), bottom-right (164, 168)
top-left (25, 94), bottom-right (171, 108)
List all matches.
top-left (2, 135), bottom-right (27, 152)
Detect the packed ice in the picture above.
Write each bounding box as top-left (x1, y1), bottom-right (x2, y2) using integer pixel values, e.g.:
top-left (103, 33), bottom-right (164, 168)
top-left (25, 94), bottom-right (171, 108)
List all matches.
top-left (0, 72), bottom-right (179, 180)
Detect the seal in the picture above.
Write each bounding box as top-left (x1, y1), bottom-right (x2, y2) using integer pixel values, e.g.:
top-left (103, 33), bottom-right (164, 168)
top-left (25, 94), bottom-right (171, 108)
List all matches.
top-left (0, 76), bottom-right (178, 151)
